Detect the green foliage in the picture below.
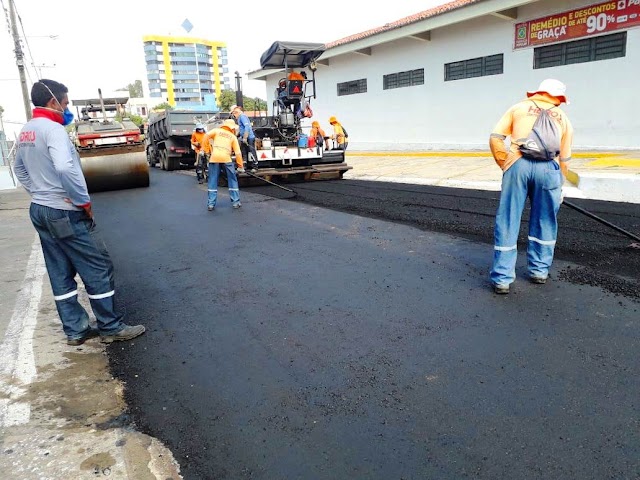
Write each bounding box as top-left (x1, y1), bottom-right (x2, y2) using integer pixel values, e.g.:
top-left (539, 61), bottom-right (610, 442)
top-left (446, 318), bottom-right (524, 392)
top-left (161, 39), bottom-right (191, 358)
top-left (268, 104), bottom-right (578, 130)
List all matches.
top-left (117, 80), bottom-right (144, 98)
top-left (244, 97), bottom-right (267, 112)
top-left (152, 102), bottom-right (174, 112)
top-left (218, 89), bottom-right (237, 112)
top-left (218, 89), bottom-right (267, 112)
top-left (115, 112), bottom-right (144, 127)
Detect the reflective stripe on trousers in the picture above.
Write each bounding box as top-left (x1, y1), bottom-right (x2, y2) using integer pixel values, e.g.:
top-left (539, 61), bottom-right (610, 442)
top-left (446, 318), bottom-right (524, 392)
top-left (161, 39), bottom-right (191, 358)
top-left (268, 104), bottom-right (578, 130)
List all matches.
top-left (490, 157), bottom-right (562, 286)
top-left (207, 162), bottom-right (241, 207)
top-left (29, 203), bottom-right (125, 339)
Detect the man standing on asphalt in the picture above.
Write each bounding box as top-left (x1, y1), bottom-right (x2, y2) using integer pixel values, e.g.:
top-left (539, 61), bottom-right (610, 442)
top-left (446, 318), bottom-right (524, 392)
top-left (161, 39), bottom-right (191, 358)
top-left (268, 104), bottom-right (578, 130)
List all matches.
top-left (230, 105), bottom-right (259, 173)
top-left (12, 79), bottom-right (145, 345)
top-left (203, 119), bottom-right (244, 211)
top-left (489, 78), bottom-right (574, 294)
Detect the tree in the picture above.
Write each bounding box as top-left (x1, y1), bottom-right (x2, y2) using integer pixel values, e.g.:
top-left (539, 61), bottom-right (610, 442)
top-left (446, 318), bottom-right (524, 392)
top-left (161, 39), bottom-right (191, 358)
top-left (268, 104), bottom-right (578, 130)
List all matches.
top-left (115, 112), bottom-right (144, 127)
top-left (117, 80), bottom-right (144, 98)
top-left (218, 89), bottom-right (267, 112)
top-left (152, 102), bottom-right (174, 111)
top-left (218, 89), bottom-right (237, 112)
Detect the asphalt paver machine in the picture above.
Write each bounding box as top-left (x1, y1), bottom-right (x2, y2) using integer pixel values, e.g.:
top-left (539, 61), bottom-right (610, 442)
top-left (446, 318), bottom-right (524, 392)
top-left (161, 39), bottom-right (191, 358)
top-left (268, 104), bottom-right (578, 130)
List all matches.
top-left (230, 41), bottom-right (351, 187)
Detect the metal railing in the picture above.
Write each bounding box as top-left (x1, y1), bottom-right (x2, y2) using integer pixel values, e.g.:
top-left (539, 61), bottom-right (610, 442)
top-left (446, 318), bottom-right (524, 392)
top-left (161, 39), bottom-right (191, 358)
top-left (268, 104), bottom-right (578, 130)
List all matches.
top-left (0, 137), bottom-right (18, 188)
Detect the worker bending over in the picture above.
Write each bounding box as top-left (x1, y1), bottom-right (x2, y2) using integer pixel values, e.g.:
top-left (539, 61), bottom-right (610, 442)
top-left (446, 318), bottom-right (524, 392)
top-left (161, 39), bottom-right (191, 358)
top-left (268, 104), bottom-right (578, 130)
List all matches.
top-left (191, 123), bottom-right (207, 183)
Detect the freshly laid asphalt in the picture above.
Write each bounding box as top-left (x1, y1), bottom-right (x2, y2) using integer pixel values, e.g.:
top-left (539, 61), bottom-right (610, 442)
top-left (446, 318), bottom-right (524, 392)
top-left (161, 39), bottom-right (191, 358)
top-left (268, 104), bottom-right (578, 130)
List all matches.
top-left (91, 168), bottom-right (639, 480)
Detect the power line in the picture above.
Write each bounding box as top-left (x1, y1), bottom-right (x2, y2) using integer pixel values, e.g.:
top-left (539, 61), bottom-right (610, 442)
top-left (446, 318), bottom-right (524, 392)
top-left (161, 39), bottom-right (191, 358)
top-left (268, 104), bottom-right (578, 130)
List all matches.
top-left (6, 0), bottom-right (31, 120)
top-left (0, 0), bottom-right (10, 35)
top-left (13, 0), bottom-right (35, 82)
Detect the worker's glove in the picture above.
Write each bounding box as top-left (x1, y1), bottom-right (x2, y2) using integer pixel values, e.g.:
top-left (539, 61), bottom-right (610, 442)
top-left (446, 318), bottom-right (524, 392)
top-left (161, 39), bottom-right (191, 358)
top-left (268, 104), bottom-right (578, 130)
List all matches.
top-left (236, 167), bottom-right (245, 173)
top-left (195, 142), bottom-right (200, 148)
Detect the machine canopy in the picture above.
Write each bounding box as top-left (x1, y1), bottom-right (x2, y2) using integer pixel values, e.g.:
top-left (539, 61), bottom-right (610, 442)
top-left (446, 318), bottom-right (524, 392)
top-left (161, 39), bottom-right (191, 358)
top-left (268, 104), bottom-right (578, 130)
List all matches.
top-left (259, 41), bottom-right (326, 69)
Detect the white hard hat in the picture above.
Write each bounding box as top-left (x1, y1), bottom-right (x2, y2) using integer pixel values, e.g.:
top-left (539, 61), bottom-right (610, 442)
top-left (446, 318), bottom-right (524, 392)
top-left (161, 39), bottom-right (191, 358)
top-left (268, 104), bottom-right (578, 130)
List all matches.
top-left (527, 79), bottom-right (569, 104)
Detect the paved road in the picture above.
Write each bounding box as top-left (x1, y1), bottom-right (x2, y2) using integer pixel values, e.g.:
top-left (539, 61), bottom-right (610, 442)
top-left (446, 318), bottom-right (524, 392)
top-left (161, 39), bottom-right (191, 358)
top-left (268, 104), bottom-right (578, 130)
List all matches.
top-left (250, 178), bottom-right (640, 298)
top-left (93, 169), bottom-right (639, 480)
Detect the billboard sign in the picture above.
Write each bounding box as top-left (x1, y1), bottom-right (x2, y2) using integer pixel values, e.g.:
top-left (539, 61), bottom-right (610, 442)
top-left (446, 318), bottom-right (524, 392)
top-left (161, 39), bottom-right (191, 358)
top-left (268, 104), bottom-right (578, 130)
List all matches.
top-left (514, 0), bottom-right (640, 49)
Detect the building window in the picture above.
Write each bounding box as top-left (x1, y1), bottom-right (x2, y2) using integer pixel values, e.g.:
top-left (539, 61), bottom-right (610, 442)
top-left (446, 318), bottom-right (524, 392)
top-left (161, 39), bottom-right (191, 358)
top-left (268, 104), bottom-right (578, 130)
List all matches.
top-left (444, 54), bottom-right (503, 81)
top-left (337, 79), bottom-right (367, 96)
top-left (533, 32), bottom-right (626, 69)
top-left (383, 68), bottom-right (424, 90)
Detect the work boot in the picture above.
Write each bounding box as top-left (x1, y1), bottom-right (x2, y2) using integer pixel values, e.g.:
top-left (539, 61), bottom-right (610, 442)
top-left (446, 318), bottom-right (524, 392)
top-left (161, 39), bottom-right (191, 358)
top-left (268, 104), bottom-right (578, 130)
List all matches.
top-left (101, 324), bottom-right (146, 344)
top-left (493, 284), bottom-right (510, 294)
top-left (208, 205), bottom-right (215, 211)
top-left (67, 328), bottom-right (99, 346)
top-left (232, 202), bottom-right (242, 209)
top-left (530, 276), bottom-right (547, 284)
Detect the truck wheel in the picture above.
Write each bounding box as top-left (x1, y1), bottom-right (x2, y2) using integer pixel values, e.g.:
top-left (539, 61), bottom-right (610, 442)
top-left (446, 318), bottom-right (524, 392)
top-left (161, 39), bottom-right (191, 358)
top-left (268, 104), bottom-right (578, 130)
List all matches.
top-left (147, 149), bottom-right (156, 168)
top-left (160, 150), bottom-right (167, 170)
top-left (167, 157), bottom-right (179, 171)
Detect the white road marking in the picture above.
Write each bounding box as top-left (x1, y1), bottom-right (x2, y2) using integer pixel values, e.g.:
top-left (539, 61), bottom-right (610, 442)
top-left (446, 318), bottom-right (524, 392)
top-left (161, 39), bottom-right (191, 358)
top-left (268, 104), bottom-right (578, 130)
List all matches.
top-left (0, 235), bottom-right (45, 427)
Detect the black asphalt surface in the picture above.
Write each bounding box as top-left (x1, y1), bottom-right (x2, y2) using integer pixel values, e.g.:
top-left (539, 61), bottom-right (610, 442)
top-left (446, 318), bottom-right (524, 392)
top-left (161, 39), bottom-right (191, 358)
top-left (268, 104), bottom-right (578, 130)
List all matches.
top-left (93, 169), bottom-right (639, 480)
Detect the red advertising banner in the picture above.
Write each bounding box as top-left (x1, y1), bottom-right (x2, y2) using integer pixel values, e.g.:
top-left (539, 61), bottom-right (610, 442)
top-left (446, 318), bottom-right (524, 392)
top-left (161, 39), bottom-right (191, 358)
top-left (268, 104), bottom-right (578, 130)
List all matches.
top-left (514, 0), bottom-right (640, 49)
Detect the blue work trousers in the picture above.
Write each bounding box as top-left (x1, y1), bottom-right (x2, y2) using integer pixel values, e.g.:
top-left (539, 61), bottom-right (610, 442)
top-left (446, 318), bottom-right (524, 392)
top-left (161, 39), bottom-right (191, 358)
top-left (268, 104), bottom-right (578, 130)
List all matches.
top-left (490, 157), bottom-right (563, 287)
top-left (29, 203), bottom-right (125, 340)
top-left (207, 162), bottom-right (240, 207)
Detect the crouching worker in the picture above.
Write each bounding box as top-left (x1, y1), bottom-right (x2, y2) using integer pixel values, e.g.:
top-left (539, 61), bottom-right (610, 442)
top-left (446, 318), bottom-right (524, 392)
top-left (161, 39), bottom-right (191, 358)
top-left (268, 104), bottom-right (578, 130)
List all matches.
top-left (203, 119), bottom-right (244, 211)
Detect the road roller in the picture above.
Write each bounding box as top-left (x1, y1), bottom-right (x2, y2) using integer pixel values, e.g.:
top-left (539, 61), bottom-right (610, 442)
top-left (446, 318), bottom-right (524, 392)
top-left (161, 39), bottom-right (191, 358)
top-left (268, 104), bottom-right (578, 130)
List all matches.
top-left (71, 89), bottom-right (149, 193)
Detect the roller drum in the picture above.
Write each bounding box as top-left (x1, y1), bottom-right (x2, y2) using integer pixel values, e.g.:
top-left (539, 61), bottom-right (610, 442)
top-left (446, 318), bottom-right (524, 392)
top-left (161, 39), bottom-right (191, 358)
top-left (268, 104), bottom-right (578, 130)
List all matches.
top-left (80, 152), bottom-right (150, 193)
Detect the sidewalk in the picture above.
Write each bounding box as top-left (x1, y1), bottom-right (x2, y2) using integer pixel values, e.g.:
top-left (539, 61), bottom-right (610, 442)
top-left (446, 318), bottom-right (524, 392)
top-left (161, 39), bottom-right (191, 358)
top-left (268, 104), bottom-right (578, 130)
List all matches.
top-left (343, 150), bottom-right (640, 204)
top-left (0, 188), bottom-right (182, 479)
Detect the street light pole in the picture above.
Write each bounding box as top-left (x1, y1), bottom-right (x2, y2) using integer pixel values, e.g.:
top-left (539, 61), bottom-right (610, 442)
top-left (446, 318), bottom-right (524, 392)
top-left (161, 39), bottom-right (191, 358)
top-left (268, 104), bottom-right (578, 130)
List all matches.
top-left (9, 0), bottom-right (32, 121)
top-left (234, 71), bottom-right (243, 109)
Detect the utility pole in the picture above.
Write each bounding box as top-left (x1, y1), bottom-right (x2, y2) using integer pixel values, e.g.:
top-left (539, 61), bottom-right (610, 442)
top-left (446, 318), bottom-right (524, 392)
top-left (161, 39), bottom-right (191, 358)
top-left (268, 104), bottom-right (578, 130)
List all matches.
top-left (9, 0), bottom-right (32, 121)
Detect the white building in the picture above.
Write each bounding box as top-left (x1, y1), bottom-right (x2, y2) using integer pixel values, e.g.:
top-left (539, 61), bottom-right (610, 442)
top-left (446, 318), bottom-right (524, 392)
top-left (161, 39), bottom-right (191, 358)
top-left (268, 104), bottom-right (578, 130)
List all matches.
top-left (249, 0), bottom-right (640, 150)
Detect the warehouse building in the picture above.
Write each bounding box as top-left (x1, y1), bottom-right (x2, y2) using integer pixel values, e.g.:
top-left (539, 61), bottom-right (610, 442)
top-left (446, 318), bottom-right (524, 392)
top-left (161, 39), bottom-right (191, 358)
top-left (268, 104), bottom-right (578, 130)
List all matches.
top-left (143, 35), bottom-right (230, 109)
top-left (249, 0), bottom-right (640, 150)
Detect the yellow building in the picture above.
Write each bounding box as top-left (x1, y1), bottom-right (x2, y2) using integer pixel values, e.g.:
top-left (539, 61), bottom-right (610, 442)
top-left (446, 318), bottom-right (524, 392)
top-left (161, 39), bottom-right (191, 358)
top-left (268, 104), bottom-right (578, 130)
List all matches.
top-left (142, 35), bottom-right (230, 108)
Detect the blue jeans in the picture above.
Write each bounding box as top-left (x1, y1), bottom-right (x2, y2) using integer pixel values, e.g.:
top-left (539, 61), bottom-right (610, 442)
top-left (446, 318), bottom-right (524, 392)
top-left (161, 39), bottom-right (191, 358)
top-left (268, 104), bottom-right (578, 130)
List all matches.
top-left (490, 158), bottom-right (563, 287)
top-left (207, 162), bottom-right (240, 207)
top-left (29, 203), bottom-right (125, 340)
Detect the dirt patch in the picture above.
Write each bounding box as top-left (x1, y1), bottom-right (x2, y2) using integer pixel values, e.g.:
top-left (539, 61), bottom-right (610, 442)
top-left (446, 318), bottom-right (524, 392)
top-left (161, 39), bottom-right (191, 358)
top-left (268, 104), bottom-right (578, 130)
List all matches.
top-left (23, 349), bottom-right (124, 427)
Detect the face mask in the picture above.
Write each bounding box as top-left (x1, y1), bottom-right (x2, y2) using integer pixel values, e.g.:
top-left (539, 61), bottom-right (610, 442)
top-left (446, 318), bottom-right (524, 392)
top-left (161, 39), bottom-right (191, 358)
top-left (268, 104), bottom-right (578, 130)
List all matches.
top-left (62, 108), bottom-right (74, 126)
top-left (39, 81), bottom-right (73, 125)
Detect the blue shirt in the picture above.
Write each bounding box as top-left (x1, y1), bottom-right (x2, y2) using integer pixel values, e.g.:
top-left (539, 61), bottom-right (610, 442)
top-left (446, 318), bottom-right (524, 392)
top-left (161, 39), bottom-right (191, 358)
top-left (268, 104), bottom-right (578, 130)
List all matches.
top-left (237, 113), bottom-right (255, 141)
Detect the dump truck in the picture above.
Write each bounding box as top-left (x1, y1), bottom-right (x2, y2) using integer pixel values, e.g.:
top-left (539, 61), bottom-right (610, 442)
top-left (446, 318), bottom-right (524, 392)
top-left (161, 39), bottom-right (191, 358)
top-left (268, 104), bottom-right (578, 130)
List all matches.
top-left (71, 89), bottom-right (149, 193)
top-left (226, 41), bottom-right (352, 187)
top-left (146, 109), bottom-right (220, 171)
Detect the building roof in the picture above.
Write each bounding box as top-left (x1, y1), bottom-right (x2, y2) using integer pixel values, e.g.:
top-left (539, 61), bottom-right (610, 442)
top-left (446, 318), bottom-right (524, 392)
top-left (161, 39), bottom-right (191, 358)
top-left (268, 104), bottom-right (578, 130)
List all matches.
top-left (248, 0), bottom-right (528, 80)
top-left (326, 0), bottom-right (483, 49)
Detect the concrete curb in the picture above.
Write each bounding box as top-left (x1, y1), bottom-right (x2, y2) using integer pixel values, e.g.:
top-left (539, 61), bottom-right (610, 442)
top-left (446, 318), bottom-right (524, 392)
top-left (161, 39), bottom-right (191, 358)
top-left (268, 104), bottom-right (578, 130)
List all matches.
top-left (0, 188), bottom-right (183, 479)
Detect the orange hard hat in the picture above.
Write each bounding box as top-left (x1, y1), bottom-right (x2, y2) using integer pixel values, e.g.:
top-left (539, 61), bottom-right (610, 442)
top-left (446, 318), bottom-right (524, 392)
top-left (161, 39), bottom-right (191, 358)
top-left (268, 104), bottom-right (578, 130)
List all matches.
top-left (312, 121), bottom-right (320, 127)
top-left (329, 116), bottom-right (337, 124)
